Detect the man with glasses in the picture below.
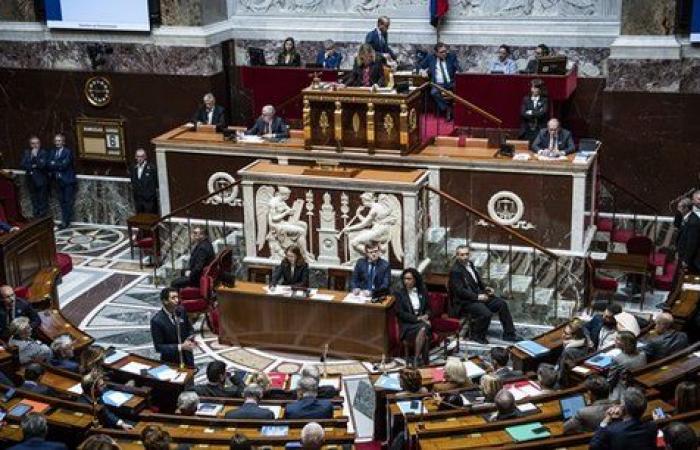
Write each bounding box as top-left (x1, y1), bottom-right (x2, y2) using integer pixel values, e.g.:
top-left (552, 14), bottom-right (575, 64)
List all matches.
top-left (489, 44), bottom-right (517, 74)
top-left (448, 245), bottom-right (518, 344)
top-left (0, 285), bottom-right (40, 339)
top-left (244, 105), bottom-right (289, 140)
top-left (420, 42), bottom-right (461, 121)
top-left (350, 242), bottom-right (391, 297)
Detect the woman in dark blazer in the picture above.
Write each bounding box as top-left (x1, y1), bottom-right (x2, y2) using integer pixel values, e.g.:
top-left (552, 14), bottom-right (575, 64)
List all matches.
top-left (343, 43), bottom-right (385, 87)
top-left (277, 37), bottom-right (302, 67)
top-left (394, 268), bottom-right (432, 367)
top-left (270, 245), bottom-right (309, 287)
top-left (518, 78), bottom-right (548, 144)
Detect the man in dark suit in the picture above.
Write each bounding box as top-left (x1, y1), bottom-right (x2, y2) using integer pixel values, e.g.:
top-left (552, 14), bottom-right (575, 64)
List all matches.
top-left (487, 390), bottom-right (522, 422)
top-left (192, 93), bottom-right (227, 131)
top-left (245, 105), bottom-right (289, 139)
top-left (519, 79), bottom-right (549, 144)
top-left (224, 384), bottom-right (274, 419)
top-left (531, 118), bottom-right (576, 155)
top-left (448, 245), bottom-right (517, 344)
top-left (365, 16), bottom-right (396, 62)
top-left (490, 347), bottom-right (523, 381)
top-left (19, 136), bottom-right (49, 218)
top-left (0, 284), bottom-right (40, 339)
top-left (171, 226), bottom-right (215, 289)
top-left (46, 133), bottom-right (77, 229)
top-left (285, 376), bottom-right (334, 420)
top-left (7, 413), bottom-right (67, 450)
top-left (192, 360), bottom-right (245, 397)
top-left (677, 189), bottom-right (700, 274)
top-left (420, 42), bottom-right (461, 121)
top-left (150, 287), bottom-right (195, 368)
top-left (590, 387), bottom-right (657, 450)
top-left (642, 312), bottom-right (688, 362)
top-left (564, 375), bottom-right (614, 434)
top-left (77, 371), bottom-right (133, 430)
top-left (49, 335), bottom-right (80, 373)
top-left (350, 242), bottom-right (391, 296)
top-left (129, 148), bottom-right (159, 214)
top-left (19, 363), bottom-right (56, 396)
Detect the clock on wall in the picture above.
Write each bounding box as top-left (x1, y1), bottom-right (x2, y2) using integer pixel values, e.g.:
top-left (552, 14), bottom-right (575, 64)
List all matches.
top-left (84, 76), bottom-right (113, 108)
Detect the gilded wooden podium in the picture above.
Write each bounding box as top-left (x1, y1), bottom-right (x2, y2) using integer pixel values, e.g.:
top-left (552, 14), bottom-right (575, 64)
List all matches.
top-left (302, 86), bottom-right (423, 155)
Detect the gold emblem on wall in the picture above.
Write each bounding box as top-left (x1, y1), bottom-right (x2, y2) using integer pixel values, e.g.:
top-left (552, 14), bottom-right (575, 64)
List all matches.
top-left (384, 114), bottom-right (395, 138)
top-left (319, 111), bottom-right (329, 135)
top-left (352, 112), bottom-right (361, 136)
top-left (409, 108), bottom-right (417, 131)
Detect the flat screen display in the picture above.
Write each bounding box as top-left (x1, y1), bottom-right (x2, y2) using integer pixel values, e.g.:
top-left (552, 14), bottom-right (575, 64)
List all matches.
top-left (692, 0), bottom-right (700, 42)
top-left (45, 0), bottom-right (151, 32)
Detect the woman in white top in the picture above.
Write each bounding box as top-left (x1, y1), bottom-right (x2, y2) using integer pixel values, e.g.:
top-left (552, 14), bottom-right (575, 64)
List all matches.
top-left (394, 268), bottom-right (432, 367)
top-left (8, 316), bottom-right (52, 364)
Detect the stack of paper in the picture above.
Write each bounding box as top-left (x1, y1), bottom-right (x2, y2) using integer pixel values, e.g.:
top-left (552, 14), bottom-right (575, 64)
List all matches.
top-left (506, 380), bottom-right (542, 400)
top-left (104, 349), bottom-right (129, 365)
top-left (374, 373), bottom-right (401, 391)
top-left (260, 425), bottom-right (289, 436)
top-left (68, 383), bottom-right (83, 395)
top-left (463, 360), bottom-right (486, 379)
top-left (148, 365), bottom-right (178, 381)
top-left (120, 361), bottom-right (151, 375)
top-left (514, 340), bottom-right (549, 357)
top-left (265, 286), bottom-right (293, 297)
top-left (196, 402), bottom-right (224, 417)
top-left (310, 293), bottom-right (335, 301)
top-left (397, 400), bottom-right (424, 415)
top-left (343, 293), bottom-right (369, 304)
top-left (102, 390), bottom-right (134, 408)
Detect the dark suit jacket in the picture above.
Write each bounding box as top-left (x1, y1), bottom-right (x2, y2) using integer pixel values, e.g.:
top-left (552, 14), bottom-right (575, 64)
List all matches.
top-left (448, 261), bottom-right (486, 309)
top-left (420, 53), bottom-right (460, 85)
top-left (524, 58), bottom-right (539, 74)
top-left (494, 366), bottom-right (524, 381)
top-left (20, 381), bottom-right (55, 396)
top-left (677, 212), bottom-right (700, 273)
top-left (365, 28), bottom-right (395, 60)
top-left (343, 61), bottom-right (385, 87)
top-left (316, 50), bottom-right (342, 69)
top-left (192, 105), bottom-right (227, 130)
top-left (192, 380), bottom-right (244, 398)
top-left (49, 357), bottom-right (80, 373)
top-left (150, 307), bottom-right (195, 367)
top-left (589, 418), bottom-right (657, 450)
top-left (277, 51), bottom-right (301, 67)
top-left (285, 396), bottom-right (334, 420)
top-left (245, 116), bottom-right (290, 139)
top-left (350, 257), bottom-right (391, 292)
top-left (46, 147), bottom-right (77, 185)
top-left (77, 394), bottom-right (123, 428)
top-left (520, 95), bottom-right (548, 129)
top-left (129, 162), bottom-right (159, 201)
top-left (188, 239), bottom-right (215, 285)
top-left (0, 297), bottom-right (40, 338)
top-left (224, 402), bottom-right (275, 419)
top-left (394, 287), bottom-right (431, 339)
top-left (271, 262), bottom-right (309, 287)
top-left (643, 329), bottom-right (688, 362)
top-left (20, 149), bottom-right (49, 187)
top-left (8, 437), bottom-right (67, 450)
top-left (531, 128), bottom-right (576, 154)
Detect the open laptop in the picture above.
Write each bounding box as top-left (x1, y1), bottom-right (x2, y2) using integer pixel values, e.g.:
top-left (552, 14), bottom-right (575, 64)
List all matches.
top-left (560, 394), bottom-right (587, 420)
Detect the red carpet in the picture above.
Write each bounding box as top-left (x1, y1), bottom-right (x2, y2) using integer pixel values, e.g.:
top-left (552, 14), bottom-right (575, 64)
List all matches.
top-left (356, 441), bottom-right (382, 450)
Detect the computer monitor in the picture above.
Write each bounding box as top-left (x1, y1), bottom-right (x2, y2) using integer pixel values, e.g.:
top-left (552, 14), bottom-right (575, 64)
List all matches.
top-left (248, 47), bottom-right (267, 66)
top-left (560, 394), bottom-right (587, 420)
top-left (537, 55), bottom-right (567, 75)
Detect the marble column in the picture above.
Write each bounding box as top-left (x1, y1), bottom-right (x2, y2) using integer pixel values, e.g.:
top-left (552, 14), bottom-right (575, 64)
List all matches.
top-left (0, 1), bottom-right (36, 22)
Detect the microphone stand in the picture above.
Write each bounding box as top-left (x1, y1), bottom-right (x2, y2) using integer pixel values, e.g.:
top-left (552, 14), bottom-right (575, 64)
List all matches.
top-left (174, 308), bottom-right (184, 370)
top-left (90, 379), bottom-right (100, 429)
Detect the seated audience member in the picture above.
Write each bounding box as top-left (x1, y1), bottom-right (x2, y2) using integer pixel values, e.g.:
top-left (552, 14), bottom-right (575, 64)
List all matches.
top-left (176, 391), bottom-right (199, 416)
top-left (590, 387), bottom-right (657, 450)
top-left (170, 226), bottom-right (215, 289)
top-left (531, 118), bottom-right (576, 155)
top-left (365, 16), bottom-right (396, 62)
top-left (316, 40), bottom-right (342, 69)
top-left (78, 371), bottom-right (133, 430)
top-left (343, 44), bottom-right (385, 87)
top-left (79, 434), bottom-right (121, 450)
top-left (674, 381), bottom-right (700, 413)
top-left (300, 364), bottom-right (338, 399)
top-left (192, 360), bottom-right (244, 397)
top-left (518, 79), bottom-right (548, 144)
top-left (49, 335), bottom-right (79, 372)
top-left (0, 221), bottom-right (19, 234)
top-left (643, 312), bottom-right (688, 362)
top-left (191, 92), bottom-right (227, 130)
top-left (245, 105), bottom-right (290, 139)
top-left (663, 422), bottom-right (698, 450)
top-left (536, 363), bottom-right (557, 393)
top-left (79, 345), bottom-right (106, 375)
top-left (20, 363), bottom-right (55, 396)
top-left (614, 311), bottom-right (641, 337)
top-left (436, 392), bottom-right (465, 411)
top-left (224, 384), bottom-right (274, 419)
top-left (271, 245), bottom-right (309, 287)
top-left (277, 37), bottom-right (301, 67)
top-left (563, 375), bottom-right (613, 433)
top-left (448, 245), bottom-right (518, 343)
top-left (395, 268), bottom-right (432, 367)
top-left (588, 303), bottom-right (623, 351)
top-left (230, 434), bottom-right (252, 450)
top-left (248, 371), bottom-right (290, 400)
top-left (141, 425), bottom-right (172, 450)
top-left (524, 43), bottom-right (550, 73)
top-left (490, 347), bottom-right (523, 381)
top-left (0, 284), bottom-right (40, 338)
top-left (7, 412), bottom-right (67, 450)
top-left (301, 422), bottom-right (325, 450)
top-left (608, 331), bottom-right (646, 402)
top-left (488, 389), bottom-right (521, 421)
top-left (420, 42), bottom-right (461, 121)
top-left (555, 319), bottom-right (591, 387)
top-left (434, 357), bottom-right (470, 391)
top-left (286, 376), bottom-right (334, 419)
top-left (398, 368), bottom-right (428, 395)
top-left (8, 317), bottom-right (52, 364)
top-left (0, 368), bottom-right (14, 387)
top-left (489, 44), bottom-right (517, 74)
top-left (350, 242), bottom-right (391, 296)
top-left (480, 373), bottom-right (503, 403)
top-left (151, 287), bottom-right (196, 368)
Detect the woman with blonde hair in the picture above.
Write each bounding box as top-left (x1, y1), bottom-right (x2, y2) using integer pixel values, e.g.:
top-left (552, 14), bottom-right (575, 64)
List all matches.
top-left (434, 357), bottom-right (470, 391)
top-left (343, 44), bottom-right (385, 87)
top-left (480, 373), bottom-right (503, 403)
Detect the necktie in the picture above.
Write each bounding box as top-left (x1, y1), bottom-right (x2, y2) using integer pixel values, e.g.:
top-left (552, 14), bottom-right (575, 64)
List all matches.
top-left (267, 121), bottom-right (271, 135)
top-left (207, 109), bottom-right (213, 124)
top-left (368, 264), bottom-right (375, 290)
top-left (549, 134), bottom-right (555, 151)
top-left (439, 60), bottom-right (449, 84)
top-left (56, 149), bottom-right (62, 160)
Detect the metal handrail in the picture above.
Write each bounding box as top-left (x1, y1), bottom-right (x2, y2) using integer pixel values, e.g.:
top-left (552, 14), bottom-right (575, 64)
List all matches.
top-left (429, 82), bottom-right (503, 126)
top-left (600, 174), bottom-right (660, 215)
top-left (156, 180), bottom-right (242, 226)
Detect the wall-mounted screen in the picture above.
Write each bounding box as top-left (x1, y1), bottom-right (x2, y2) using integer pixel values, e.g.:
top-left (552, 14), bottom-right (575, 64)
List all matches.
top-left (692, 0), bottom-right (700, 42)
top-left (45, 0), bottom-right (151, 32)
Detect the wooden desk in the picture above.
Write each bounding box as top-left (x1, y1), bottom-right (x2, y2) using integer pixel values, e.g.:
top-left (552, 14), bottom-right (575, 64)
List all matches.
top-left (217, 281), bottom-right (395, 360)
top-left (24, 266), bottom-right (60, 309)
top-left (634, 342), bottom-right (700, 389)
top-left (0, 216), bottom-right (56, 288)
top-left (594, 253), bottom-right (649, 308)
top-left (38, 308), bottom-right (94, 353)
top-left (667, 274), bottom-right (700, 328)
top-left (510, 322), bottom-right (567, 372)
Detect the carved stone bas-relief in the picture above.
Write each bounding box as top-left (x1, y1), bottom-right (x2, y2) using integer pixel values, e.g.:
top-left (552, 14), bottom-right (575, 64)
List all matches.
top-left (203, 172), bottom-right (241, 206)
top-left (255, 186), bottom-right (314, 262)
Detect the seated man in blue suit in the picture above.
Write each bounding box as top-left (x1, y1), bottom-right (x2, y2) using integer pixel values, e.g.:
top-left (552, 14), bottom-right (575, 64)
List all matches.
top-left (590, 387), bottom-right (657, 450)
top-left (224, 384), bottom-right (274, 419)
top-left (531, 118), bottom-right (576, 155)
top-left (420, 42), bottom-right (461, 121)
top-left (285, 376), bottom-right (334, 420)
top-left (316, 40), bottom-right (342, 69)
top-left (245, 105), bottom-right (290, 140)
top-left (350, 242), bottom-right (391, 297)
top-left (365, 16), bottom-right (396, 63)
top-left (46, 133), bottom-right (77, 229)
top-left (8, 413), bottom-right (67, 450)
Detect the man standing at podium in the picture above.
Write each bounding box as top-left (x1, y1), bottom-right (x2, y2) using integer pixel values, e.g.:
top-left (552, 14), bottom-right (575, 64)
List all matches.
top-left (365, 16), bottom-right (396, 63)
top-left (192, 93), bottom-right (227, 131)
top-left (532, 118), bottom-right (576, 155)
top-left (151, 287), bottom-right (195, 368)
top-left (420, 42), bottom-right (461, 121)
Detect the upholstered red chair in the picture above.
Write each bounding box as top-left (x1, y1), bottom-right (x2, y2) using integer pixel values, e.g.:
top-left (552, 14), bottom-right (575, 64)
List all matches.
top-left (587, 257), bottom-right (618, 306)
top-left (179, 258), bottom-right (220, 315)
top-left (55, 253), bottom-right (73, 276)
top-left (428, 292), bottom-right (461, 358)
top-left (134, 235), bottom-right (159, 269)
top-left (654, 261), bottom-right (678, 291)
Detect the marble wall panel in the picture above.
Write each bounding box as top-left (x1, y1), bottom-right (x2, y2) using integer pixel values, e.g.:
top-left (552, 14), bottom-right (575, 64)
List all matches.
top-left (160, 0), bottom-right (228, 26)
top-left (606, 59), bottom-right (683, 92)
top-left (0, 0), bottom-right (35, 21)
top-left (680, 59), bottom-right (700, 94)
top-left (620, 0), bottom-right (676, 36)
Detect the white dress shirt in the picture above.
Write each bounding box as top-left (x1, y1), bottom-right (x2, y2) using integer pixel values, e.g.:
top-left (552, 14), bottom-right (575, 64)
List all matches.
top-left (408, 288), bottom-right (421, 313)
top-left (435, 59), bottom-right (450, 84)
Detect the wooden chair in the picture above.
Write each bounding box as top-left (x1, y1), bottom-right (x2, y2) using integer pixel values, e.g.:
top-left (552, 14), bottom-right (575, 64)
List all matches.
top-left (327, 268), bottom-right (351, 291)
top-left (247, 264), bottom-right (273, 284)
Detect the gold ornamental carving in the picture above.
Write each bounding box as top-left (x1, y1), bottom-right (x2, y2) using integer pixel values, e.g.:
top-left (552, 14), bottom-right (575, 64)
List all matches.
top-left (334, 101), bottom-right (343, 141)
top-left (400, 103), bottom-right (409, 146)
top-left (409, 108), bottom-right (417, 132)
top-left (319, 111), bottom-right (329, 135)
top-left (383, 114), bottom-right (395, 138)
top-left (366, 102), bottom-right (375, 146)
top-left (303, 99), bottom-right (312, 145)
top-left (352, 112), bottom-right (361, 136)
